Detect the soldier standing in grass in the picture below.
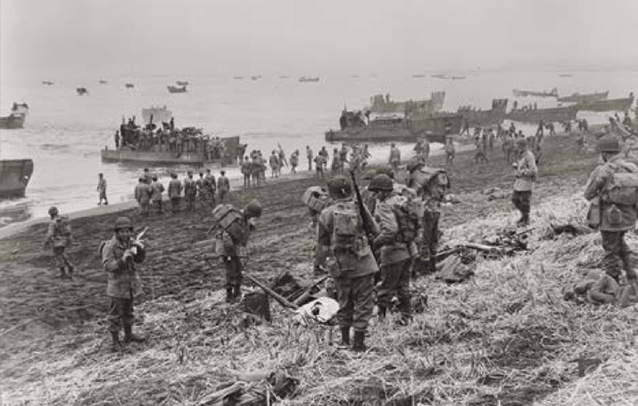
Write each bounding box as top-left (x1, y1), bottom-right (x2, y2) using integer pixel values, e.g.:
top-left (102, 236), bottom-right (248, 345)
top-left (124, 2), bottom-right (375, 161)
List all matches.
top-left (97, 173), bottom-right (108, 205)
top-left (317, 175), bottom-right (379, 352)
top-left (584, 134), bottom-right (638, 296)
top-left (44, 206), bottom-right (74, 279)
top-left (102, 216), bottom-right (146, 352)
top-left (168, 173), bottom-right (182, 214)
top-left (511, 138), bottom-right (537, 226)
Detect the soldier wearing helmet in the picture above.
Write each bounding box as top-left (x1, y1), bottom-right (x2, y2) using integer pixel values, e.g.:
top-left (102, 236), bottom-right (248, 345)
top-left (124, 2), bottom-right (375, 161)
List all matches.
top-left (316, 175), bottom-right (378, 351)
top-left (216, 199), bottom-right (262, 303)
top-left (44, 206), bottom-right (74, 279)
top-left (168, 173), bottom-right (183, 214)
top-left (101, 216), bottom-right (147, 352)
top-left (511, 136), bottom-right (537, 226)
top-left (389, 143), bottom-right (401, 171)
top-left (368, 174), bottom-right (414, 324)
top-left (585, 134), bottom-right (638, 294)
top-left (217, 170), bottom-right (230, 203)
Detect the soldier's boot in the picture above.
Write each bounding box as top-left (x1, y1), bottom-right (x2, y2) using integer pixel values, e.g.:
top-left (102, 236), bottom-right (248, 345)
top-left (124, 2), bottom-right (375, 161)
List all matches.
top-left (428, 258), bottom-right (437, 274)
top-left (377, 306), bottom-right (387, 320)
top-left (233, 286), bottom-right (242, 301)
top-left (59, 267), bottom-right (68, 279)
top-left (110, 331), bottom-right (122, 352)
top-left (123, 325), bottom-right (146, 344)
top-left (225, 288), bottom-right (234, 303)
top-left (517, 213), bottom-right (530, 227)
top-left (339, 327), bottom-right (351, 348)
top-left (352, 330), bottom-right (368, 353)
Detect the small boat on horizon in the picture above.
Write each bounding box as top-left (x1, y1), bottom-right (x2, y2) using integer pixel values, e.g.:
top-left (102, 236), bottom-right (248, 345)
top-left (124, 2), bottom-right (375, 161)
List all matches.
top-left (251, 76), bottom-right (261, 81)
top-left (125, 83), bottom-right (135, 88)
top-left (76, 87), bottom-right (89, 96)
top-left (167, 85), bottom-right (187, 94)
top-left (99, 80), bottom-right (108, 84)
top-left (299, 76), bottom-right (320, 82)
top-left (412, 74), bottom-right (427, 78)
top-left (176, 80), bottom-right (189, 86)
top-left (559, 73), bottom-right (573, 77)
top-left (234, 76), bottom-right (244, 79)
top-left (557, 91), bottom-right (608, 104)
top-left (42, 80), bottom-right (54, 85)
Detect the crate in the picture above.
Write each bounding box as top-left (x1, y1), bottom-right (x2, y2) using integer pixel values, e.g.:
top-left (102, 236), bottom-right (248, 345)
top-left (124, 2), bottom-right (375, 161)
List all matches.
top-left (301, 186), bottom-right (331, 212)
top-left (212, 204), bottom-right (249, 246)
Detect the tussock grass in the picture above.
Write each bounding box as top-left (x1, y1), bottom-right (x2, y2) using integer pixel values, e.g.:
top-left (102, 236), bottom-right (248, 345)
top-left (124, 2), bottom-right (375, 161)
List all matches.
top-left (3, 190), bottom-right (637, 406)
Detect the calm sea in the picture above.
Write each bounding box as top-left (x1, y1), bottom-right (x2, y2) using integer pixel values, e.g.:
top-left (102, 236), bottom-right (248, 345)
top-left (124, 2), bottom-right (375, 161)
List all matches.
top-left (1, 70), bottom-right (636, 226)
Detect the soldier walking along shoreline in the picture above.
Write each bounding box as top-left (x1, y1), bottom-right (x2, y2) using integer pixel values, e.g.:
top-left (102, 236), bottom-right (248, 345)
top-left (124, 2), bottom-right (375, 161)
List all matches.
top-left (218, 170), bottom-right (230, 203)
top-left (97, 173), bottom-right (108, 205)
top-left (101, 217), bottom-right (147, 352)
top-left (44, 206), bottom-right (74, 279)
top-left (168, 173), bottom-right (182, 214)
top-left (150, 176), bottom-right (164, 215)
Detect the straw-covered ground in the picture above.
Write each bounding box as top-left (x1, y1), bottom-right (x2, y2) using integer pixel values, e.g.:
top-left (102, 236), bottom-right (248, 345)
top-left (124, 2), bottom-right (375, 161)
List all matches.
top-left (1, 133), bottom-right (637, 406)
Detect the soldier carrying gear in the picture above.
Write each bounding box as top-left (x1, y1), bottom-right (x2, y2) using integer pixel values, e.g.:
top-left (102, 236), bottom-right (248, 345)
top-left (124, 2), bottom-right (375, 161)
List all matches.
top-left (585, 134), bottom-right (638, 296)
top-left (212, 199), bottom-right (262, 303)
top-left (369, 174), bottom-right (416, 324)
top-left (102, 216), bottom-right (147, 352)
top-left (317, 175), bottom-right (379, 352)
top-left (44, 206), bottom-right (74, 279)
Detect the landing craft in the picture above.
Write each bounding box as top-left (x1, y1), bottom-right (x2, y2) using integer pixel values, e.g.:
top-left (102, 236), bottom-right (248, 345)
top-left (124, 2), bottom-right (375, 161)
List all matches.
top-left (0, 159), bottom-right (34, 198)
top-left (76, 87), bottom-right (89, 96)
top-left (167, 85), bottom-right (187, 93)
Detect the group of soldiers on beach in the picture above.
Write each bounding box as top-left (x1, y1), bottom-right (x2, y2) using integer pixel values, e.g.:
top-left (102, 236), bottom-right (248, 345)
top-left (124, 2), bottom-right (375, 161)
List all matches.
top-left (42, 116), bottom-right (638, 353)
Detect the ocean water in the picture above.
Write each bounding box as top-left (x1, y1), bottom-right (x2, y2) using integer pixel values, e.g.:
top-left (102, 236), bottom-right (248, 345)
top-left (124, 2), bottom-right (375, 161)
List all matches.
top-left (0, 70), bottom-right (636, 226)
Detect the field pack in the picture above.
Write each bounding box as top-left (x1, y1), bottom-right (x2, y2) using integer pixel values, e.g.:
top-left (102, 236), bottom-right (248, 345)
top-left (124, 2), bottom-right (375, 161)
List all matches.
top-left (211, 204), bottom-right (249, 246)
top-left (301, 186), bottom-right (332, 213)
top-left (55, 216), bottom-right (72, 237)
top-left (393, 197), bottom-right (423, 243)
top-left (408, 165), bottom-right (450, 195)
top-left (331, 201), bottom-right (359, 252)
top-left (605, 166), bottom-right (638, 206)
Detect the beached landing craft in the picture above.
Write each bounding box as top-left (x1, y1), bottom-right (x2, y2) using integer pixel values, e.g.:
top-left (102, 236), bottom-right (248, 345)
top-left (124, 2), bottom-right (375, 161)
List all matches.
top-left (575, 94), bottom-right (634, 112)
top-left (457, 99), bottom-right (508, 127)
top-left (0, 103), bottom-right (29, 130)
top-left (557, 91), bottom-right (608, 104)
top-left (0, 159), bottom-right (34, 198)
top-left (512, 88), bottom-right (558, 98)
top-left (176, 81), bottom-right (189, 86)
top-left (167, 85), bottom-right (187, 93)
top-left (370, 92), bottom-right (446, 116)
top-left (505, 104), bottom-right (579, 124)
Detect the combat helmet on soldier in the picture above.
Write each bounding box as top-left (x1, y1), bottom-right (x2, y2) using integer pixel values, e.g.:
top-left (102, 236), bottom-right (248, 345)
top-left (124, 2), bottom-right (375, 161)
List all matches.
top-left (327, 175), bottom-right (353, 199)
top-left (244, 199), bottom-right (262, 218)
top-left (48, 206), bottom-right (59, 217)
top-left (598, 134), bottom-right (621, 153)
top-left (368, 174), bottom-right (394, 192)
top-left (375, 165), bottom-right (395, 179)
top-left (114, 216), bottom-right (134, 231)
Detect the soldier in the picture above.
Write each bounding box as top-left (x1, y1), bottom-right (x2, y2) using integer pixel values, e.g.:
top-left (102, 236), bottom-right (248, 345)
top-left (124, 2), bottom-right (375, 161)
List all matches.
top-left (142, 167), bottom-right (153, 183)
top-left (97, 173), bottom-right (108, 205)
top-left (217, 200), bottom-right (262, 302)
top-left (389, 143), bottom-right (401, 171)
top-left (218, 170), bottom-right (230, 203)
top-left (317, 176), bottom-right (379, 352)
top-left (44, 206), bottom-right (74, 279)
top-left (134, 178), bottom-right (151, 216)
top-left (241, 156), bottom-right (252, 187)
top-left (183, 171), bottom-right (197, 212)
top-left (502, 133), bottom-right (514, 163)
top-left (474, 135), bottom-right (489, 163)
top-left (290, 150), bottom-right (299, 173)
top-left (368, 174), bottom-right (415, 324)
top-left (511, 138), bottom-right (537, 226)
top-left (306, 145), bottom-right (313, 171)
top-left (204, 169), bottom-right (217, 208)
top-left (150, 175), bottom-right (164, 215)
top-left (314, 153), bottom-right (327, 179)
top-left (584, 134), bottom-right (638, 295)
top-left (251, 153), bottom-right (262, 187)
top-left (168, 173), bottom-right (182, 214)
top-left (269, 150), bottom-right (280, 178)
top-left (331, 148), bottom-right (342, 175)
top-left (445, 132), bottom-right (455, 167)
top-left (196, 172), bottom-right (208, 208)
top-left (102, 216), bottom-right (146, 352)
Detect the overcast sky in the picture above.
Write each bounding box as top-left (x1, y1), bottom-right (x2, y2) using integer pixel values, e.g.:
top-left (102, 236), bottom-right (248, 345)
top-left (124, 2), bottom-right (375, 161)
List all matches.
top-left (2, 0), bottom-right (637, 79)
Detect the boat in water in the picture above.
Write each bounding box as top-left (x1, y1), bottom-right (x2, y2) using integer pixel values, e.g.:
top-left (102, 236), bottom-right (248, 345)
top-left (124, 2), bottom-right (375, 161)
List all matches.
top-left (0, 159), bottom-right (34, 198)
top-left (299, 76), bottom-right (320, 82)
top-left (176, 80), bottom-right (189, 86)
top-left (42, 80), bottom-right (54, 85)
top-left (369, 92), bottom-right (446, 116)
top-left (457, 99), bottom-right (508, 127)
top-left (125, 83), bottom-right (135, 88)
top-left (77, 87), bottom-right (89, 96)
top-left (558, 91), bottom-right (609, 104)
top-left (575, 94), bottom-right (634, 112)
top-left (506, 105), bottom-right (579, 124)
top-left (99, 79), bottom-right (108, 84)
top-left (512, 88), bottom-right (558, 98)
top-left (0, 103), bottom-right (29, 130)
top-left (412, 74), bottom-right (427, 78)
top-left (324, 108), bottom-right (463, 144)
top-left (250, 76), bottom-right (261, 81)
top-left (167, 85), bottom-right (187, 93)
top-left (559, 73), bottom-right (573, 77)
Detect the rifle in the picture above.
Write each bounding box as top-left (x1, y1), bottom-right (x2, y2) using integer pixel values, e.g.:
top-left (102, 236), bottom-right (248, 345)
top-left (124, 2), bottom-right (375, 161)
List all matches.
top-left (243, 273), bottom-right (299, 311)
top-left (130, 227), bottom-right (148, 256)
top-left (349, 170), bottom-right (376, 253)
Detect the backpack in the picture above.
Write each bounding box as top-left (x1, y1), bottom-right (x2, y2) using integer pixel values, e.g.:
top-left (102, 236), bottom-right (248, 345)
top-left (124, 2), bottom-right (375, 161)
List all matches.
top-left (393, 197), bottom-right (422, 243)
top-left (211, 204), bottom-right (249, 246)
top-left (331, 202), bottom-right (360, 253)
top-left (55, 216), bottom-right (72, 237)
top-left (409, 165), bottom-right (450, 195)
top-left (604, 163), bottom-right (638, 206)
top-left (301, 186), bottom-right (332, 213)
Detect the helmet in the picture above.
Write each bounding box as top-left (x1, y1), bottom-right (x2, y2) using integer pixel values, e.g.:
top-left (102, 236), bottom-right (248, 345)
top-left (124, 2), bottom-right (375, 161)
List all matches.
top-left (376, 165), bottom-right (395, 179)
top-left (48, 206), bottom-right (59, 216)
top-left (368, 174), bottom-right (394, 192)
top-left (114, 216), bottom-right (133, 231)
top-left (598, 134), bottom-right (621, 153)
top-left (244, 199), bottom-right (262, 218)
top-left (515, 138), bottom-right (527, 148)
top-left (327, 175), bottom-right (353, 198)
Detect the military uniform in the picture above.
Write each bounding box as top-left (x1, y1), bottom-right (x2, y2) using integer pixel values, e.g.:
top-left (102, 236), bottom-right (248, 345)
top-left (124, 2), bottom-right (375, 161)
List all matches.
top-left (150, 179), bottom-right (164, 214)
top-left (584, 152), bottom-right (638, 283)
top-left (389, 146), bottom-right (401, 171)
top-left (317, 180), bottom-right (379, 351)
top-left (218, 174), bottom-right (230, 202)
top-left (168, 176), bottom-right (183, 213)
top-left (97, 176), bottom-right (108, 205)
top-left (134, 180), bottom-right (152, 216)
top-left (45, 212), bottom-right (74, 278)
top-left (512, 144), bottom-right (537, 226)
top-left (183, 175), bottom-right (197, 212)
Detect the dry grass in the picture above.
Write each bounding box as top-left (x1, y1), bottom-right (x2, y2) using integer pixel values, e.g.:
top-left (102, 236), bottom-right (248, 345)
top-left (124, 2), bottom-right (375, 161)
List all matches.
top-left (2, 190), bottom-right (637, 406)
